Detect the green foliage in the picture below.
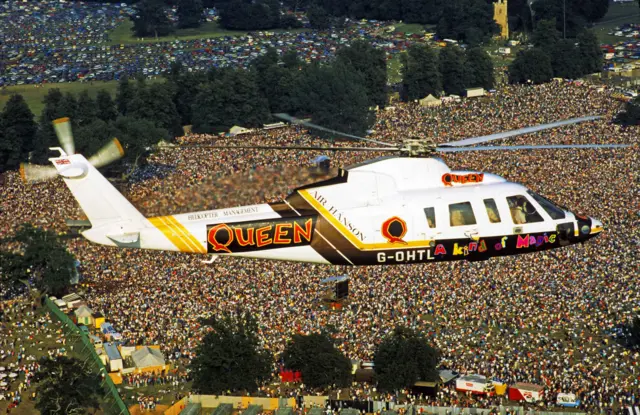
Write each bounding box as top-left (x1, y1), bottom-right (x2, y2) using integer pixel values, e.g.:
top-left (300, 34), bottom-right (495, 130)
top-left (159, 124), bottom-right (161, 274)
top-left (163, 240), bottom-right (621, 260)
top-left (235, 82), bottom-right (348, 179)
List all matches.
top-left (281, 13), bottom-right (303, 29)
top-left (96, 89), bottom-right (119, 122)
top-left (401, 44), bottom-right (441, 101)
top-left (282, 332), bottom-right (352, 389)
top-left (508, 48), bottom-right (553, 84)
top-left (630, 316), bottom-right (640, 348)
top-left (252, 48), bottom-right (300, 114)
top-left (577, 30), bottom-right (603, 75)
top-left (295, 62), bottom-right (375, 138)
top-left (116, 75), bottom-right (136, 115)
top-left (114, 116), bottom-right (171, 162)
top-left (336, 40), bottom-right (388, 107)
top-left (374, 326), bottom-right (440, 392)
top-left (308, 4), bottom-right (331, 30)
top-left (177, 0), bottom-right (204, 29)
top-left (190, 312), bottom-right (272, 394)
top-left (34, 356), bottom-right (102, 415)
top-left (169, 70), bottom-right (209, 125)
top-left (436, 0), bottom-right (498, 44)
top-left (465, 47), bottom-right (494, 90)
top-left (616, 96), bottom-right (640, 126)
top-left (192, 69), bottom-right (269, 133)
top-left (550, 39), bottom-right (582, 79)
top-left (128, 82), bottom-right (183, 137)
top-left (0, 224), bottom-right (76, 297)
top-left (532, 19), bottom-right (561, 48)
top-left (218, 0), bottom-right (281, 30)
top-left (131, 0), bottom-right (174, 38)
top-left (439, 44), bottom-right (466, 96)
top-left (0, 94), bottom-right (37, 172)
top-left (75, 90), bottom-right (98, 127)
top-left (531, 0), bottom-right (608, 37)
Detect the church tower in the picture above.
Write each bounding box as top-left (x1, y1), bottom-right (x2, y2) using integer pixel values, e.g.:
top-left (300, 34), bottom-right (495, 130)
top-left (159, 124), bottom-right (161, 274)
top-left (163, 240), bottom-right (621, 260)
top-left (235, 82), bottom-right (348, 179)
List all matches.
top-left (493, 0), bottom-right (509, 39)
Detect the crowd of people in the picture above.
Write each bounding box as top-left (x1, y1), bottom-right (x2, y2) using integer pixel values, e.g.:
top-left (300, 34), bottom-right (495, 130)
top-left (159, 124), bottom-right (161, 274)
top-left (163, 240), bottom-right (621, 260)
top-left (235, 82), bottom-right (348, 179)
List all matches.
top-left (0, 0), bottom-right (414, 86)
top-left (1, 82), bottom-right (639, 413)
top-left (0, 299), bottom-right (63, 413)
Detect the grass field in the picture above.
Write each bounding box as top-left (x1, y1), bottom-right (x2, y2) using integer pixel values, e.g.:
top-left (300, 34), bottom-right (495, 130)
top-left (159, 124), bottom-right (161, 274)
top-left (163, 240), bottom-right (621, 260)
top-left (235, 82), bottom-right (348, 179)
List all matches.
top-left (594, 2), bottom-right (640, 44)
top-left (0, 78), bottom-right (164, 116)
top-left (108, 20), bottom-right (306, 45)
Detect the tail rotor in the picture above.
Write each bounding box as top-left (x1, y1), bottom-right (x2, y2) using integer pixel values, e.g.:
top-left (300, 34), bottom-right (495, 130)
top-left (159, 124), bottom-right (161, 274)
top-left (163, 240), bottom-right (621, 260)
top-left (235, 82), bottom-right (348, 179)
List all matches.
top-left (20, 118), bottom-right (124, 183)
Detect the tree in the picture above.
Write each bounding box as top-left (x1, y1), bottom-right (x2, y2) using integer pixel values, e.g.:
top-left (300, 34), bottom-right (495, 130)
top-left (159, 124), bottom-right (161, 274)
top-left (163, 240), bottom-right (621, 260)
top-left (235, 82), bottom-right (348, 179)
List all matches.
top-left (131, 0), bottom-right (174, 38)
top-left (308, 4), bottom-right (331, 30)
top-left (75, 119), bottom-right (120, 157)
top-left (281, 14), bottom-right (302, 29)
top-left (34, 356), bottom-right (102, 415)
top-left (282, 332), bottom-right (352, 389)
top-left (218, 0), bottom-right (281, 30)
top-left (616, 96), bottom-right (640, 126)
top-left (75, 90), bottom-right (98, 126)
top-left (630, 316), bottom-right (640, 348)
top-left (190, 312), bottom-right (272, 394)
top-left (436, 0), bottom-right (498, 44)
top-left (96, 89), bottom-right (118, 122)
top-left (401, 44), bottom-right (441, 101)
top-left (294, 62), bottom-right (375, 138)
top-left (439, 44), bottom-right (466, 96)
top-left (116, 75), bottom-right (136, 116)
top-left (577, 30), bottom-right (603, 75)
top-left (465, 47), bottom-right (494, 90)
top-left (192, 69), bottom-right (269, 133)
top-left (550, 39), bottom-right (581, 79)
top-left (336, 40), bottom-right (388, 107)
top-left (177, 0), bottom-right (204, 28)
top-left (531, 0), bottom-right (607, 37)
top-left (0, 94), bottom-right (37, 172)
top-left (252, 49), bottom-right (300, 114)
top-left (129, 83), bottom-right (183, 137)
top-left (531, 18), bottom-right (560, 48)
top-left (509, 48), bottom-right (553, 84)
top-left (114, 116), bottom-right (171, 164)
top-left (374, 326), bottom-right (440, 392)
top-left (170, 70), bottom-right (209, 125)
top-left (0, 224), bottom-right (76, 297)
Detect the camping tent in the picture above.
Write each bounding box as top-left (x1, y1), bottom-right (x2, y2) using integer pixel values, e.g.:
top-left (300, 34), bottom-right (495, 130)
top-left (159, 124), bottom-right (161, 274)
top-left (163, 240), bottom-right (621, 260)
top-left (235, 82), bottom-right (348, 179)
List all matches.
top-left (74, 305), bottom-right (93, 326)
top-left (229, 125), bottom-right (252, 136)
top-left (132, 346), bottom-right (165, 370)
top-left (419, 94), bottom-right (441, 107)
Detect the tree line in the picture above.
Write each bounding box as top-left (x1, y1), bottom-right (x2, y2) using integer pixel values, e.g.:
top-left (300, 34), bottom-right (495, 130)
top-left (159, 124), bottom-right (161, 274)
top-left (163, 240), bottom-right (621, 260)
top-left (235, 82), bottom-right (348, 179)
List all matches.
top-left (191, 311), bottom-right (441, 394)
top-left (508, 22), bottom-right (602, 84)
top-left (0, 40), bottom-right (496, 175)
top-left (128, 0), bottom-right (609, 44)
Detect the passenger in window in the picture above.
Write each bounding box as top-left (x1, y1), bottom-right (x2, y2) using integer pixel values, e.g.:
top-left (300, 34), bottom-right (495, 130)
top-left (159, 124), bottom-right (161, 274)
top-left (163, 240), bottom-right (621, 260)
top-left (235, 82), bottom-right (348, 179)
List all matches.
top-left (450, 210), bottom-right (465, 227)
top-left (508, 198), bottom-right (527, 224)
top-left (427, 217), bottom-right (435, 228)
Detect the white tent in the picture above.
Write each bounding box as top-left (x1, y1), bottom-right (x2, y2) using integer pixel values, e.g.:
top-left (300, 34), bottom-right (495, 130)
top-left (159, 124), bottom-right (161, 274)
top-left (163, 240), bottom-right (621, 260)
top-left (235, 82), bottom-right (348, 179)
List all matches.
top-left (419, 94), bottom-right (441, 107)
top-left (229, 125), bottom-right (252, 136)
top-left (131, 347), bottom-right (165, 369)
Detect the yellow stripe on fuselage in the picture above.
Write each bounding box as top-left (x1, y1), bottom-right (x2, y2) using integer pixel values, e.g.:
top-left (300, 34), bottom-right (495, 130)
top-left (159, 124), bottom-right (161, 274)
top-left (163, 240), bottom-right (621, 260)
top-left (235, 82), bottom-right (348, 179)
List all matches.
top-left (298, 190), bottom-right (433, 251)
top-left (164, 215), bottom-right (206, 254)
top-left (148, 216), bottom-right (205, 254)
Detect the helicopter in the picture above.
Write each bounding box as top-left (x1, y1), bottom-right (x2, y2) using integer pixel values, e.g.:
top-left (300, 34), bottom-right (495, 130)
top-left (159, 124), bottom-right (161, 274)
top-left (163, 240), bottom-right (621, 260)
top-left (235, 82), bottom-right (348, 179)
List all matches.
top-left (20, 115), bottom-right (631, 266)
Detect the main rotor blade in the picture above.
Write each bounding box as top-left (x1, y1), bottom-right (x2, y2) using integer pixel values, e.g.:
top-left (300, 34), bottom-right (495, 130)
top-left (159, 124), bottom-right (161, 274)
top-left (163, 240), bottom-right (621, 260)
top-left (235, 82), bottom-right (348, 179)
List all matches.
top-left (273, 113), bottom-right (396, 147)
top-left (53, 117), bottom-right (75, 155)
top-left (164, 144), bottom-right (399, 152)
top-left (88, 138), bottom-right (125, 169)
top-left (437, 143), bottom-right (632, 152)
top-left (441, 116), bottom-right (603, 147)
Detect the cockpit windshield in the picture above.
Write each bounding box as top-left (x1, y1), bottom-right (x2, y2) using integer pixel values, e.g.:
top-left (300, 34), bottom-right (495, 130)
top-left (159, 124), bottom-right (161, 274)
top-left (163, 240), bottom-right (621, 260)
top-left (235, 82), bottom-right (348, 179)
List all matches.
top-left (527, 190), bottom-right (566, 220)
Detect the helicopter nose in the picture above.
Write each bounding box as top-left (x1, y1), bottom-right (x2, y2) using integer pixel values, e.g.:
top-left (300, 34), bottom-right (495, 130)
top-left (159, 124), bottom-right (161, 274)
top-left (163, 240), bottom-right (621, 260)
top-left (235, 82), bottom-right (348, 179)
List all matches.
top-left (590, 217), bottom-right (604, 235)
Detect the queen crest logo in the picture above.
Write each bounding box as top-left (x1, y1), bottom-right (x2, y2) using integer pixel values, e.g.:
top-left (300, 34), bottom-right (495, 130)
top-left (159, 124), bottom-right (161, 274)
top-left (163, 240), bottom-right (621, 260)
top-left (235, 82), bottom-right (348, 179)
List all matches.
top-left (381, 216), bottom-right (407, 244)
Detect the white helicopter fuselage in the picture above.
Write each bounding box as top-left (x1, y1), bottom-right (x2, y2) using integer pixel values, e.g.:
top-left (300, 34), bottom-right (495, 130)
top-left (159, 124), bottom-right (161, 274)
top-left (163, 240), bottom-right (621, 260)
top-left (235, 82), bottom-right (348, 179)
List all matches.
top-left (52, 153), bottom-right (602, 266)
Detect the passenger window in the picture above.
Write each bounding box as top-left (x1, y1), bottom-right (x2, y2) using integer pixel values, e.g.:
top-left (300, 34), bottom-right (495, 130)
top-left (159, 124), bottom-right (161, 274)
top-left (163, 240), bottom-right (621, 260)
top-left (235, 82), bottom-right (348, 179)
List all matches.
top-left (449, 202), bottom-right (477, 227)
top-left (424, 207), bottom-right (436, 228)
top-left (483, 199), bottom-right (501, 223)
top-left (527, 190), bottom-right (566, 220)
top-left (507, 195), bottom-right (544, 224)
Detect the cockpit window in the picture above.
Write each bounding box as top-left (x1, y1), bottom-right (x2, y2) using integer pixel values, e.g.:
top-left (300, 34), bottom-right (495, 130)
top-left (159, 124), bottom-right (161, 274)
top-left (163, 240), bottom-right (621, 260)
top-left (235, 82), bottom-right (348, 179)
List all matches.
top-left (527, 190), bottom-right (566, 220)
top-left (483, 199), bottom-right (501, 223)
top-left (424, 207), bottom-right (436, 228)
top-left (507, 195), bottom-right (544, 224)
top-left (449, 202), bottom-right (477, 227)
